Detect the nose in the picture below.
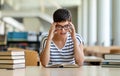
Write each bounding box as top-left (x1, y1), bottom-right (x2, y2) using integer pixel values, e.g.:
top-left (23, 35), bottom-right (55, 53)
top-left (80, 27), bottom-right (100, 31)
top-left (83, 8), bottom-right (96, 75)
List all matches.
top-left (60, 28), bottom-right (66, 31)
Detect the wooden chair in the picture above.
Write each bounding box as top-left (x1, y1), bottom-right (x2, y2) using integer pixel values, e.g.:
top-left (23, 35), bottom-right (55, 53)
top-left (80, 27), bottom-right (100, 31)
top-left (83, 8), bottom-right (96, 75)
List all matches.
top-left (110, 49), bottom-right (120, 54)
top-left (83, 46), bottom-right (100, 56)
top-left (25, 50), bottom-right (39, 66)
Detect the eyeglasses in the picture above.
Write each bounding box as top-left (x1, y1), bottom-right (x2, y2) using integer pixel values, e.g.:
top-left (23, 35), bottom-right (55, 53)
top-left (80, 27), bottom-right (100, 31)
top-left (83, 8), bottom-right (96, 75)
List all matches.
top-left (56, 24), bottom-right (70, 30)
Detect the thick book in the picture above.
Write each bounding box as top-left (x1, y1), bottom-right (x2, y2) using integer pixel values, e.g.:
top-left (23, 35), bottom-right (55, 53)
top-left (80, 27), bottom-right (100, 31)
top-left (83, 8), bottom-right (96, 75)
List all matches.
top-left (0, 55), bottom-right (25, 60)
top-left (0, 51), bottom-right (25, 56)
top-left (0, 59), bottom-right (25, 64)
top-left (101, 59), bottom-right (120, 67)
top-left (46, 64), bottom-right (80, 68)
top-left (0, 63), bottom-right (25, 69)
top-left (103, 54), bottom-right (120, 60)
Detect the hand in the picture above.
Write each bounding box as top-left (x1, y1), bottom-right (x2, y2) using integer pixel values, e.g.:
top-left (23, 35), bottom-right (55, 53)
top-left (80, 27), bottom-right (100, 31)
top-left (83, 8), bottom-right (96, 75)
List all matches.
top-left (69, 22), bottom-right (76, 39)
top-left (48, 22), bottom-right (56, 40)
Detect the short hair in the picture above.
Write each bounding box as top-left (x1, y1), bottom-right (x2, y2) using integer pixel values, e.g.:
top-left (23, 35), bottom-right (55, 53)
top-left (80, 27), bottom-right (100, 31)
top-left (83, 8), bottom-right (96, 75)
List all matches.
top-left (53, 8), bottom-right (72, 22)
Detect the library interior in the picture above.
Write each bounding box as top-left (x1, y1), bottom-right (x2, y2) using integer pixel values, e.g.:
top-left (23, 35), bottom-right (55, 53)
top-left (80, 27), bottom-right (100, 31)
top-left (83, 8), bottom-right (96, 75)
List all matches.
top-left (0, 0), bottom-right (120, 76)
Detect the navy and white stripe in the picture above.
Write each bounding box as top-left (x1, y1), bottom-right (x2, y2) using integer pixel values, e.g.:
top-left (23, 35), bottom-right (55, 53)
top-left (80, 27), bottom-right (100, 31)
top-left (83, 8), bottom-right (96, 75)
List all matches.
top-left (40, 33), bottom-right (83, 65)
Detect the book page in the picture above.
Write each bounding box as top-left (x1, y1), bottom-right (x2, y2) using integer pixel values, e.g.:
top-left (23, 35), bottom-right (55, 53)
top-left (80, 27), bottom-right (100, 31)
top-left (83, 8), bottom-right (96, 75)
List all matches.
top-left (62, 63), bottom-right (80, 68)
top-left (46, 64), bottom-right (63, 68)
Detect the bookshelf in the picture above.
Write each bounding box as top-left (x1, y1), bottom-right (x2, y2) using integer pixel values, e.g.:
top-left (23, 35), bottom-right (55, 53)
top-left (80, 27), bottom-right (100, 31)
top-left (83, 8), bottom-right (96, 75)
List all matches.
top-left (7, 41), bottom-right (40, 53)
top-left (6, 32), bottom-right (41, 53)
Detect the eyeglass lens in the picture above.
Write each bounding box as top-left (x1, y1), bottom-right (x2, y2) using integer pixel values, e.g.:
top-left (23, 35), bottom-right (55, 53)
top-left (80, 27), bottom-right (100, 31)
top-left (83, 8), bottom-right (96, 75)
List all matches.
top-left (56, 24), bottom-right (70, 30)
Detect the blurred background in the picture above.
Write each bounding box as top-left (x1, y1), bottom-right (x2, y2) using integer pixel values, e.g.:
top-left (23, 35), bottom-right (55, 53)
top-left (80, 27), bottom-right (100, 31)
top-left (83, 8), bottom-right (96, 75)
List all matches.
top-left (0, 0), bottom-right (120, 54)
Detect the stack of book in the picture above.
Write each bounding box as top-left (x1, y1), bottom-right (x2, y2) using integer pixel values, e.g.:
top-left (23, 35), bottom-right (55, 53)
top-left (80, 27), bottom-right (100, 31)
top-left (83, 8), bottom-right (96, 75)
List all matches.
top-left (101, 53), bottom-right (120, 67)
top-left (0, 51), bottom-right (25, 69)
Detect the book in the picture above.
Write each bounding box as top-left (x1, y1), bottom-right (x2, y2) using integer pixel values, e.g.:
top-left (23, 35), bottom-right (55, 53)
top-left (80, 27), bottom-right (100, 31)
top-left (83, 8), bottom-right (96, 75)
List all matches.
top-left (103, 54), bottom-right (120, 60)
top-left (102, 61), bottom-right (120, 65)
top-left (101, 59), bottom-right (120, 68)
top-left (0, 51), bottom-right (24, 56)
top-left (0, 55), bottom-right (25, 60)
top-left (101, 64), bottom-right (120, 68)
top-left (46, 63), bottom-right (80, 68)
top-left (102, 59), bottom-right (120, 63)
top-left (0, 63), bottom-right (25, 69)
top-left (84, 56), bottom-right (103, 62)
top-left (0, 59), bottom-right (25, 64)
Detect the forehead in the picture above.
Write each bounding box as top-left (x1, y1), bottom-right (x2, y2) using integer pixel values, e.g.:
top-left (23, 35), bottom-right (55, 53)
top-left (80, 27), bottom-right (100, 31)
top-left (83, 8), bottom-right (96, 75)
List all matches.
top-left (57, 21), bottom-right (69, 26)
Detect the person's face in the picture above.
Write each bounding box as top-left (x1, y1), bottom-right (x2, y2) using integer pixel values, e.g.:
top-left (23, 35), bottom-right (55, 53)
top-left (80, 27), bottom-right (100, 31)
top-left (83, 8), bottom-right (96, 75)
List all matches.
top-left (55, 21), bottom-right (70, 36)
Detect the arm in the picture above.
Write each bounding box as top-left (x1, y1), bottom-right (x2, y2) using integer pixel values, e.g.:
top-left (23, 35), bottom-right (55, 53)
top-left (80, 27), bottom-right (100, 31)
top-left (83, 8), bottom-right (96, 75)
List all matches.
top-left (69, 22), bottom-right (84, 66)
top-left (40, 23), bottom-right (56, 67)
top-left (73, 38), bottom-right (84, 66)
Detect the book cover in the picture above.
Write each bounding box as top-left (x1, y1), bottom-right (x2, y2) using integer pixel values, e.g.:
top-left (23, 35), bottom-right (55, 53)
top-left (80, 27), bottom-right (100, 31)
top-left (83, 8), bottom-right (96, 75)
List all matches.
top-left (46, 64), bottom-right (80, 68)
top-left (0, 51), bottom-right (25, 56)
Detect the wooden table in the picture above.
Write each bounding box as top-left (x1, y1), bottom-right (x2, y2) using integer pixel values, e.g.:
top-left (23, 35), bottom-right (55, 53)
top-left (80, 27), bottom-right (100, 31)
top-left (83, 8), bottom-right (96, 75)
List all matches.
top-left (0, 66), bottom-right (120, 76)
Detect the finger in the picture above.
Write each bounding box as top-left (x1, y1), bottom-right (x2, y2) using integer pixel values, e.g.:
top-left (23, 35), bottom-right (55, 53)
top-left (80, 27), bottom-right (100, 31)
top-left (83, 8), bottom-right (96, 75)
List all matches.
top-left (53, 22), bottom-right (58, 30)
top-left (69, 22), bottom-right (76, 31)
top-left (53, 22), bottom-right (57, 26)
top-left (69, 22), bottom-right (72, 25)
top-left (68, 28), bottom-right (72, 33)
top-left (69, 22), bottom-right (73, 26)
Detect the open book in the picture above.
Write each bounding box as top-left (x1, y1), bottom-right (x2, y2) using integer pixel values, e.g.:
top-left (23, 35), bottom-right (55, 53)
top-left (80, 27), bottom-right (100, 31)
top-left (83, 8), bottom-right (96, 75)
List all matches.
top-left (46, 63), bottom-right (80, 68)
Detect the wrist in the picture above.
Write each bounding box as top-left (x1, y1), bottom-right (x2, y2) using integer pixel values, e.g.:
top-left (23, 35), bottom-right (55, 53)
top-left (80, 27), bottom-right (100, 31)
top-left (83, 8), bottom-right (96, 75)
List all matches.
top-left (72, 38), bottom-right (78, 43)
top-left (47, 36), bottom-right (52, 42)
top-left (48, 32), bottom-right (53, 40)
top-left (71, 33), bottom-right (76, 40)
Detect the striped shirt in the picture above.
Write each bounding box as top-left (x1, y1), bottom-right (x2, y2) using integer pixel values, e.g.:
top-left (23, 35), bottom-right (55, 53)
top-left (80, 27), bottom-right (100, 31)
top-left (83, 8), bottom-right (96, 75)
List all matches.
top-left (40, 33), bottom-right (83, 65)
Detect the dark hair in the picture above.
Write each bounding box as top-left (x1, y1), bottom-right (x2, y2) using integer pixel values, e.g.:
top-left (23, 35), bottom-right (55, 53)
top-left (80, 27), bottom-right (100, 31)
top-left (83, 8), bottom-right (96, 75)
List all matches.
top-left (53, 8), bottom-right (72, 22)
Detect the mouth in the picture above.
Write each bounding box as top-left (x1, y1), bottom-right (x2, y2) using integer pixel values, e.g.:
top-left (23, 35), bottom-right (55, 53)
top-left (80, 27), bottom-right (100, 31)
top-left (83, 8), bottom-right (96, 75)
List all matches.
top-left (60, 32), bottom-right (66, 35)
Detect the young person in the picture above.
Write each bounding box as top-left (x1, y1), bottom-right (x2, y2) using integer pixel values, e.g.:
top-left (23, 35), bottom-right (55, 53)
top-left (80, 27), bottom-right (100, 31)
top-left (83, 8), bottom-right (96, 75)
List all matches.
top-left (40, 8), bottom-right (84, 67)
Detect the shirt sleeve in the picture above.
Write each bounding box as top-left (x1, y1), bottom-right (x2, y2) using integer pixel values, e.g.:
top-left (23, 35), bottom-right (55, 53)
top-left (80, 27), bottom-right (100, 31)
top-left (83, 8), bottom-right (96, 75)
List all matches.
top-left (76, 34), bottom-right (84, 45)
top-left (39, 35), bottom-right (48, 55)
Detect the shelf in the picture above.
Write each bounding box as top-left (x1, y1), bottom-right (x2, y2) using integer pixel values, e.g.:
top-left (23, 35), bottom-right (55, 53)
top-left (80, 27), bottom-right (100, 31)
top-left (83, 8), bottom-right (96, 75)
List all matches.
top-left (7, 41), bottom-right (40, 53)
top-left (6, 32), bottom-right (41, 53)
top-left (7, 41), bottom-right (40, 43)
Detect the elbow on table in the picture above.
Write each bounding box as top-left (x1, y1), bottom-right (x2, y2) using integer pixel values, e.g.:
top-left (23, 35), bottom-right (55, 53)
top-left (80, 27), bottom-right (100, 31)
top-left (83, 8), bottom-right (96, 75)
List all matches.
top-left (41, 63), bottom-right (47, 67)
top-left (40, 59), bottom-right (49, 67)
top-left (76, 58), bottom-right (85, 66)
top-left (40, 61), bottom-right (48, 67)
